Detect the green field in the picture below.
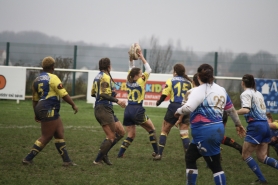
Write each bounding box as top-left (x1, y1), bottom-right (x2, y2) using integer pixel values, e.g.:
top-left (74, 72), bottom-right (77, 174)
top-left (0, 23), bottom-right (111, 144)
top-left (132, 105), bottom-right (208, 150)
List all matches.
top-left (0, 100), bottom-right (277, 185)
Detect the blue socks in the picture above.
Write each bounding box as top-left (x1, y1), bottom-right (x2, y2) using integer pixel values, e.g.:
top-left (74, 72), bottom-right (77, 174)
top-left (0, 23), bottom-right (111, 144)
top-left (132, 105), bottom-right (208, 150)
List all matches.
top-left (264, 156), bottom-right (278, 169)
top-left (245, 156), bottom-right (266, 182)
top-left (213, 171), bottom-right (226, 185)
top-left (186, 169), bottom-right (198, 185)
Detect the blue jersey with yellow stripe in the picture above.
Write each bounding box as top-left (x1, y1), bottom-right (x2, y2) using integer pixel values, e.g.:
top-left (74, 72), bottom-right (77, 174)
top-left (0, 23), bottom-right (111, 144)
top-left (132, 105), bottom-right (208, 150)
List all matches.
top-left (91, 71), bottom-right (114, 106)
top-left (32, 72), bottom-right (68, 102)
top-left (127, 71), bottom-right (150, 105)
top-left (162, 76), bottom-right (192, 103)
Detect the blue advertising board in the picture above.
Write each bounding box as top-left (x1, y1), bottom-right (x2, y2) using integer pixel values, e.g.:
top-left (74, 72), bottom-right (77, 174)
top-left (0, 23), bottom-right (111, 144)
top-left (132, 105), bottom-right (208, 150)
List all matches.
top-left (255, 78), bottom-right (278, 113)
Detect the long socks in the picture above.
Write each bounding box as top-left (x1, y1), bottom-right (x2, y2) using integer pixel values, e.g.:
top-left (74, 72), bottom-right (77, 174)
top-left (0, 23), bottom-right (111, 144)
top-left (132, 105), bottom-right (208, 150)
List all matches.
top-left (222, 136), bottom-right (242, 154)
top-left (24, 140), bottom-right (45, 161)
top-left (245, 156), bottom-right (266, 182)
top-left (157, 133), bottom-right (167, 155)
top-left (55, 139), bottom-right (71, 162)
top-left (149, 130), bottom-right (158, 154)
top-left (264, 156), bottom-right (278, 169)
top-left (95, 139), bottom-right (113, 162)
top-left (117, 137), bottom-right (133, 157)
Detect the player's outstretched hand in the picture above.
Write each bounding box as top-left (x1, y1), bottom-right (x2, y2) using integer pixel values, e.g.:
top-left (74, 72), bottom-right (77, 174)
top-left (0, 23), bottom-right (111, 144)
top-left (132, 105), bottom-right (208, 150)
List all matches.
top-left (174, 120), bottom-right (181, 128)
top-left (174, 111), bottom-right (181, 118)
top-left (72, 105), bottom-right (78, 114)
top-left (117, 100), bottom-right (126, 108)
top-left (236, 125), bottom-right (246, 138)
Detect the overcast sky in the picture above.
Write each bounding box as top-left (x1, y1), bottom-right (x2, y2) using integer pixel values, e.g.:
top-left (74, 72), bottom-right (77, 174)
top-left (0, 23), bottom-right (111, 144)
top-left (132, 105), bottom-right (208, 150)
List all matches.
top-left (0, 0), bottom-right (277, 54)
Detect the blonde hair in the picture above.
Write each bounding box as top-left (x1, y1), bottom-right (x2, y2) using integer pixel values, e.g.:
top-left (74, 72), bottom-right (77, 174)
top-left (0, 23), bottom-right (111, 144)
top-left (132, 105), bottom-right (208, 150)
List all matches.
top-left (42, 56), bottom-right (55, 69)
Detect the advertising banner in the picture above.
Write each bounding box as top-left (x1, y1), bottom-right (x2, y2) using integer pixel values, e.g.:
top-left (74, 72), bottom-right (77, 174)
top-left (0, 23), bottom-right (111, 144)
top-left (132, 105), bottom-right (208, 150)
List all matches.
top-left (0, 66), bottom-right (26, 100)
top-left (87, 71), bottom-right (172, 108)
top-left (255, 78), bottom-right (278, 113)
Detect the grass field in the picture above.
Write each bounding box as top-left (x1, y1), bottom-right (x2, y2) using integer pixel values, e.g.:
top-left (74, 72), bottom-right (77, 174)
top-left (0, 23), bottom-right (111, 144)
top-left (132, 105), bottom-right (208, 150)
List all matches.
top-left (0, 99), bottom-right (278, 185)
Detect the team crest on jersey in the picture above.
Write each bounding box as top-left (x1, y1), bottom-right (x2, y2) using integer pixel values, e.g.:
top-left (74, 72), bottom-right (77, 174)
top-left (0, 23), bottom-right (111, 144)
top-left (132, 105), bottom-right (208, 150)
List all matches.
top-left (57, 83), bottom-right (64, 89)
top-left (101, 82), bottom-right (109, 88)
top-left (142, 75), bottom-right (146, 81)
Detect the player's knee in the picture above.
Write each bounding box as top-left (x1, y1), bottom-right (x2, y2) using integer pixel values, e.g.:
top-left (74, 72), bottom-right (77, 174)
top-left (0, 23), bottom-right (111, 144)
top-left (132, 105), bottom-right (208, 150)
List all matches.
top-left (257, 155), bottom-right (267, 163)
top-left (180, 129), bottom-right (189, 137)
top-left (127, 132), bottom-right (136, 139)
top-left (241, 152), bottom-right (249, 161)
top-left (209, 162), bottom-right (222, 173)
top-left (205, 154), bottom-right (223, 173)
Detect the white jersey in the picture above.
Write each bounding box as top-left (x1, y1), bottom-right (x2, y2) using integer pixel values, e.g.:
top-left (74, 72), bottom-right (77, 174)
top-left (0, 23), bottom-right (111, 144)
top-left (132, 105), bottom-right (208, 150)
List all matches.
top-left (240, 88), bottom-right (267, 123)
top-left (182, 83), bottom-right (233, 128)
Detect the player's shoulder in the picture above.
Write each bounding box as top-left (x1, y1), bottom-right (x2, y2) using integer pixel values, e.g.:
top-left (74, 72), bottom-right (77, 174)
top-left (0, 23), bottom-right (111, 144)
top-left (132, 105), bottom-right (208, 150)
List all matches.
top-left (102, 73), bottom-right (111, 80)
top-left (48, 73), bottom-right (60, 81)
top-left (241, 89), bottom-right (252, 96)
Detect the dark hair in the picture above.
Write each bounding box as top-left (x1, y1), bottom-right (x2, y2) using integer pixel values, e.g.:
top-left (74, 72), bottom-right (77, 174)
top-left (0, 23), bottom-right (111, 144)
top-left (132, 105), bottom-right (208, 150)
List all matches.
top-left (242, 74), bottom-right (256, 91)
top-left (99, 58), bottom-right (110, 71)
top-left (192, 73), bottom-right (200, 87)
top-left (173, 64), bottom-right (192, 83)
top-left (197, 63), bottom-right (214, 84)
top-left (266, 112), bottom-right (273, 122)
top-left (99, 57), bottom-right (117, 85)
top-left (127, 67), bottom-right (141, 83)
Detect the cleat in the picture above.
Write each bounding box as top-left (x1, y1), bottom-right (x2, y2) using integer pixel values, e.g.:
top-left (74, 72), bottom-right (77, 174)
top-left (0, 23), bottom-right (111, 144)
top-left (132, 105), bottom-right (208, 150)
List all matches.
top-left (153, 154), bottom-right (162, 161)
top-left (250, 179), bottom-right (268, 184)
top-left (63, 161), bottom-right (77, 167)
top-left (93, 161), bottom-right (103, 165)
top-left (117, 154), bottom-right (124, 158)
top-left (152, 152), bottom-right (157, 157)
top-left (102, 155), bottom-right (112, 165)
top-left (22, 159), bottom-right (33, 165)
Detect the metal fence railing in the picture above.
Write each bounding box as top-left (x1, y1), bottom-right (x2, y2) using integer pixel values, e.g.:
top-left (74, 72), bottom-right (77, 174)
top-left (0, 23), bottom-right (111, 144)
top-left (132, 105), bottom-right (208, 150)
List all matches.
top-left (1, 42), bottom-right (277, 99)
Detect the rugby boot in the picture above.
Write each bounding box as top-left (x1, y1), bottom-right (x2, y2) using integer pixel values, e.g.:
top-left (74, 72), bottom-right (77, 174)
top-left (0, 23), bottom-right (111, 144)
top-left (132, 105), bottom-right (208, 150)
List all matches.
top-left (250, 179), bottom-right (268, 184)
top-left (153, 154), bottom-right (162, 161)
top-left (22, 159), bottom-right (33, 165)
top-left (63, 161), bottom-right (77, 167)
top-left (102, 155), bottom-right (112, 165)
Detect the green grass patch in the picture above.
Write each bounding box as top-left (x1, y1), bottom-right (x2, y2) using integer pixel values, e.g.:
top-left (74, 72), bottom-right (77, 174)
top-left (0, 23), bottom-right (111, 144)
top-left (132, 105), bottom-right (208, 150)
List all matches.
top-left (0, 100), bottom-right (277, 185)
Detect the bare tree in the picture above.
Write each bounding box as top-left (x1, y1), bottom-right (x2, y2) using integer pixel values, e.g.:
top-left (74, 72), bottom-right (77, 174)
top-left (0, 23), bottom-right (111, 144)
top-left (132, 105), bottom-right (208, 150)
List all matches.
top-left (257, 68), bottom-right (265, 78)
top-left (54, 57), bottom-right (73, 86)
top-left (148, 36), bottom-right (173, 73)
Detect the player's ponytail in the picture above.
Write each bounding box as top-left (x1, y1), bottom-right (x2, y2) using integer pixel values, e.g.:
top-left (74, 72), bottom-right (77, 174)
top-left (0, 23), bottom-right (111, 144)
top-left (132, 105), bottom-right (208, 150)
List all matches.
top-left (173, 64), bottom-right (192, 83)
top-left (127, 68), bottom-right (141, 83)
top-left (242, 74), bottom-right (256, 91)
top-left (99, 57), bottom-right (119, 87)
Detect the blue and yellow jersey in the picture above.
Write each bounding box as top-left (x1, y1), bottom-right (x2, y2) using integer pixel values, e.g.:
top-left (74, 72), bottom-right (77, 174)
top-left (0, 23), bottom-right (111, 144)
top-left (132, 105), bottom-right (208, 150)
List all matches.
top-left (32, 72), bottom-right (68, 102)
top-left (162, 76), bottom-right (192, 103)
top-left (127, 71), bottom-right (150, 105)
top-left (91, 71), bottom-right (113, 106)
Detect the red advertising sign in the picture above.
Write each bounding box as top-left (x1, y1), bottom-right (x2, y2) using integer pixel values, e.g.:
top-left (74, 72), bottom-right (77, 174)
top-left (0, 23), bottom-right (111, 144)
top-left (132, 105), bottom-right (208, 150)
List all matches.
top-left (113, 79), bottom-right (169, 107)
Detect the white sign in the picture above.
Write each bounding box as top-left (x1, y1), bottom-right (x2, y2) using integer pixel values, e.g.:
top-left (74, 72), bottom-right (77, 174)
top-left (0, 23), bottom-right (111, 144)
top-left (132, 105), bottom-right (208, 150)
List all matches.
top-left (0, 66), bottom-right (26, 100)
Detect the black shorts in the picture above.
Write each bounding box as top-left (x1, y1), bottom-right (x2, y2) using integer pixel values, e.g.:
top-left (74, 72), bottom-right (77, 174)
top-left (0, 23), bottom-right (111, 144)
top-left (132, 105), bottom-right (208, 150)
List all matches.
top-left (94, 104), bottom-right (115, 126)
top-left (34, 100), bottom-right (60, 122)
top-left (164, 102), bottom-right (190, 125)
top-left (123, 104), bottom-right (148, 126)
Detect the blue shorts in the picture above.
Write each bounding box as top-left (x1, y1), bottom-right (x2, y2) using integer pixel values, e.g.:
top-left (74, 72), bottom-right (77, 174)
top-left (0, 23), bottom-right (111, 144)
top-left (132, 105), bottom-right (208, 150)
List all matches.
top-left (245, 121), bottom-right (271, 144)
top-left (191, 123), bottom-right (224, 156)
top-left (164, 103), bottom-right (189, 125)
top-left (123, 104), bottom-right (148, 126)
top-left (114, 115), bottom-right (119, 122)
top-left (34, 100), bottom-right (60, 122)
